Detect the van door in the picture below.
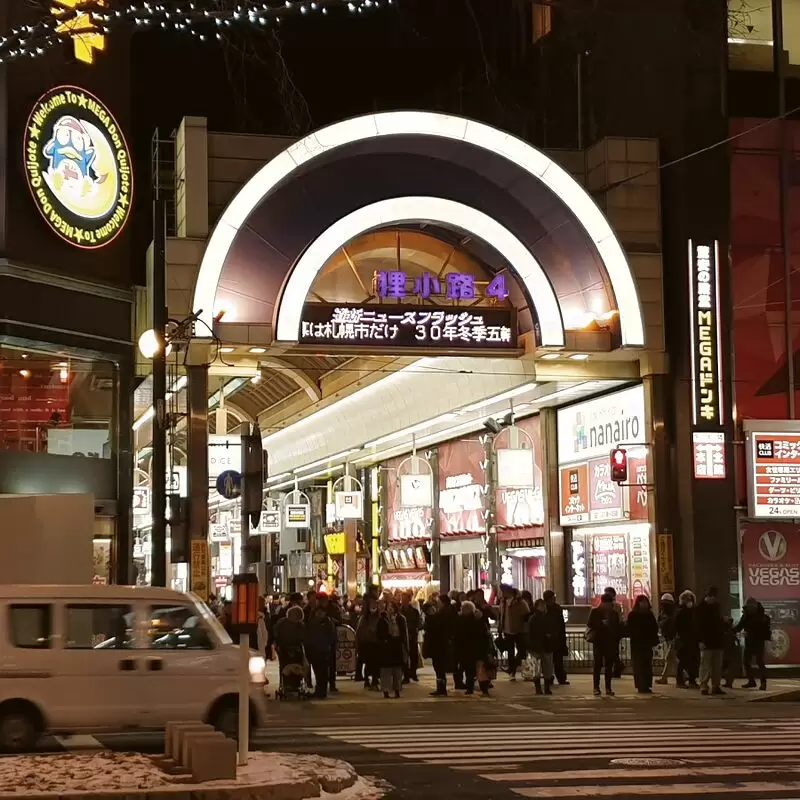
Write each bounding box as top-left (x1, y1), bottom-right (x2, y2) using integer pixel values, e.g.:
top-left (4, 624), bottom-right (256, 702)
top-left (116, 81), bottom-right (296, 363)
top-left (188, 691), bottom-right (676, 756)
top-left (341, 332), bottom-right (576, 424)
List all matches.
top-left (58, 602), bottom-right (144, 730)
top-left (138, 602), bottom-right (233, 728)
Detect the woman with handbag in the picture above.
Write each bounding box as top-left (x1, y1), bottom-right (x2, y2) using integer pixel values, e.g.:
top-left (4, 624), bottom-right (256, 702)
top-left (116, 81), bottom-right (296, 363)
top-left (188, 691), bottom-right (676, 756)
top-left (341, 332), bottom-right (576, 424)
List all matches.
top-left (586, 592), bottom-right (623, 696)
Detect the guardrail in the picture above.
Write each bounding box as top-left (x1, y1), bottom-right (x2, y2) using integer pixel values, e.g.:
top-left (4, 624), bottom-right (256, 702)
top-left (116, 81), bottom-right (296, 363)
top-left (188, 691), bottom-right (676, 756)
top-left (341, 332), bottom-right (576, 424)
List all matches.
top-left (564, 631), bottom-right (668, 671)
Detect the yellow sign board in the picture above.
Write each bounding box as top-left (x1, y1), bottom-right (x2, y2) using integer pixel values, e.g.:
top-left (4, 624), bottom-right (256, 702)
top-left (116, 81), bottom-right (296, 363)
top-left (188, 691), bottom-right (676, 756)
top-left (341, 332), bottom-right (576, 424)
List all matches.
top-left (23, 85), bottom-right (132, 249)
top-left (53, 0), bottom-right (107, 65)
top-left (190, 540), bottom-right (210, 601)
top-left (657, 533), bottom-right (675, 594)
top-left (324, 532), bottom-right (346, 556)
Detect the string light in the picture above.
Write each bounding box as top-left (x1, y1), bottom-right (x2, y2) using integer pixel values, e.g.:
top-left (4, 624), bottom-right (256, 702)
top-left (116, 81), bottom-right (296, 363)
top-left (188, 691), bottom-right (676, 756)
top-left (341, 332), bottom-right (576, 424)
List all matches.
top-left (0, 0), bottom-right (388, 65)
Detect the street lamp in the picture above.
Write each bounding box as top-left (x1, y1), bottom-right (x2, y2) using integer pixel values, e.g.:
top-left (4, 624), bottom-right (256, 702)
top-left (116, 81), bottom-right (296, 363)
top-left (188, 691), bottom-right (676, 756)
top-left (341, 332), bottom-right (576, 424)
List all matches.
top-left (138, 329), bottom-right (174, 359)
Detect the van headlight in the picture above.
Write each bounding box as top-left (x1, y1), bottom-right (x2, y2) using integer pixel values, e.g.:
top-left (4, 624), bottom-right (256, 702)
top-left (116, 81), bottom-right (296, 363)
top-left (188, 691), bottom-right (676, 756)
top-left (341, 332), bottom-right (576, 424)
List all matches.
top-left (249, 655), bottom-right (267, 683)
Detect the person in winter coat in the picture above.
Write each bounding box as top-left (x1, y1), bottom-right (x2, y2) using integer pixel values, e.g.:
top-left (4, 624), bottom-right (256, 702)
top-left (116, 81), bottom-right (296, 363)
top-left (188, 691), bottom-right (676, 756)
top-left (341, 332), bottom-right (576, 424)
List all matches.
top-left (696, 585), bottom-right (727, 695)
top-left (498, 585), bottom-right (531, 680)
top-left (675, 590), bottom-right (700, 688)
top-left (305, 603), bottom-right (337, 699)
top-left (455, 600), bottom-right (493, 696)
top-left (543, 590), bottom-right (569, 685)
top-left (626, 595), bottom-right (660, 693)
top-left (424, 594), bottom-right (457, 696)
top-left (604, 587), bottom-right (626, 678)
top-left (400, 591), bottom-right (421, 683)
top-left (656, 593), bottom-right (677, 685)
top-left (376, 600), bottom-right (409, 698)
top-left (735, 597), bottom-right (771, 690)
top-left (356, 598), bottom-right (381, 690)
top-left (587, 592), bottom-right (623, 696)
top-left (527, 598), bottom-right (560, 695)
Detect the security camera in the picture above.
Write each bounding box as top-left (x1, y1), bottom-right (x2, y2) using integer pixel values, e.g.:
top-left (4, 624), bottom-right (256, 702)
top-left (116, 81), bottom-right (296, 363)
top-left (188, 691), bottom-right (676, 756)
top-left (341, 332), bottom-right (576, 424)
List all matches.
top-left (483, 418), bottom-right (502, 435)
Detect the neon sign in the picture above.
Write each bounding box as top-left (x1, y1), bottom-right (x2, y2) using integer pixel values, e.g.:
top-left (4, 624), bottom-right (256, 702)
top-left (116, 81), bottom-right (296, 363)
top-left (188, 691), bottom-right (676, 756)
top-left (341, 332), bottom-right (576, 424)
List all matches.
top-left (375, 270), bottom-right (509, 301)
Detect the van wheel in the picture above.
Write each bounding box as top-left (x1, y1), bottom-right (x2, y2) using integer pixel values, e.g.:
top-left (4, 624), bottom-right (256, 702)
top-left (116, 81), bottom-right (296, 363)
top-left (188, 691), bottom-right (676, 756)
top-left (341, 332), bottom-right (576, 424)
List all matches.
top-left (210, 700), bottom-right (239, 739)
top-left (0, 704), bottom-right (41, 752)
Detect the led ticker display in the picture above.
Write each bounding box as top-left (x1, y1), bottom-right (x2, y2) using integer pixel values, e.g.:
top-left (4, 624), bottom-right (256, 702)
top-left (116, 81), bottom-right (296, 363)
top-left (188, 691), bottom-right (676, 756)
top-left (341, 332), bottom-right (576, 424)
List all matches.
top-left (23, 86), bottom-right (132, 249)
top-left (299, 303), bottom-right (517, 351)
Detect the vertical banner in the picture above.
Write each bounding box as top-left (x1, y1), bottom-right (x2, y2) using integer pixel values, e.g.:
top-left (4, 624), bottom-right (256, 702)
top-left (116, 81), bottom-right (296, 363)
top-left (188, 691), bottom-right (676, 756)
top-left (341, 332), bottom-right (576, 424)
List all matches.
top-left (657, 533), bottom-right (675, 594)
top-left (190, 540), bottom-right (209, 601)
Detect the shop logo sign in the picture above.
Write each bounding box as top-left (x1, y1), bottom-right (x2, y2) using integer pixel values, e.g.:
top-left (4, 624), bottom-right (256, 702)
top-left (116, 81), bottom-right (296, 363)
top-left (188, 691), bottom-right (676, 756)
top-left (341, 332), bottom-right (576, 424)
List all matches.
top-left (759, 530), bottom-right (788, 562)
top-left (23, 86), bottom-right (132, 249)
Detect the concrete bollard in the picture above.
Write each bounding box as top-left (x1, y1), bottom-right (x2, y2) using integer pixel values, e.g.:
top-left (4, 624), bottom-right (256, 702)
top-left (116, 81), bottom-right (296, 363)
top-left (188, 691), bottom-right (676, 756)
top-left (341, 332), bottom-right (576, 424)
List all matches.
top-left (190, 734), bottom-right (238, 783)
top-left (164, 721), bottom-right (201, 759)
top-left (182, 730), bottom-right (226, 774)
top-left (171, 723), bottom-right (214, 765)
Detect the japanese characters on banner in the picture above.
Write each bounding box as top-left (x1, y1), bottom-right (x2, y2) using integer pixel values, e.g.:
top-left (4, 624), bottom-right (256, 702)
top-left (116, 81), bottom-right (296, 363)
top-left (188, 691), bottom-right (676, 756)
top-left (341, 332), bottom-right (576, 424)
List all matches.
top-left (556, 386), bottom-right (648, 526)
top-left (570, 536), bottom-right (588, 603)
top-left (385, 455), bottom-right (433, 541)
top-left (630, 528), bottom-right (652, 599)
top-left (495, 415), bottom-right (545, 528)
top-left (591, 534), bottom-right (629, 607)
top-left (657, 534), bottom-right (676, 593)
top-left (745, 424), bottom-right (800, 518)
top-left (438, 437), bottom-right (486, 535)
top-left (693, 431), bottom-right (726, 480)
top-left (740, 521), bottom-right (800, 665)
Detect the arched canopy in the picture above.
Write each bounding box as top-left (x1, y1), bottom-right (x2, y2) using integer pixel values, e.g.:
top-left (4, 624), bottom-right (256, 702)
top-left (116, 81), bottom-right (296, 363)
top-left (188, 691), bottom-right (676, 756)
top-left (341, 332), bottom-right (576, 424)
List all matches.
top-left (194, 111), bottom-right (645, 348)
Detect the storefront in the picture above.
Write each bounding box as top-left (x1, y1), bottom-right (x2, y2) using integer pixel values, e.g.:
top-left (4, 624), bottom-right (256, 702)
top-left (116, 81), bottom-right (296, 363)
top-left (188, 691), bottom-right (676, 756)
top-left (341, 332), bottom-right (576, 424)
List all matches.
top-left (557, 385), bottom-right (654, 612)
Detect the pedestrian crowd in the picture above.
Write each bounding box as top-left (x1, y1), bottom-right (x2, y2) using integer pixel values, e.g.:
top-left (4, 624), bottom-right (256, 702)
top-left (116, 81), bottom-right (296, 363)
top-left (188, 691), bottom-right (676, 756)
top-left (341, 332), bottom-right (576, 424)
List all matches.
top-left (207, 583), bottom-right (772, 700)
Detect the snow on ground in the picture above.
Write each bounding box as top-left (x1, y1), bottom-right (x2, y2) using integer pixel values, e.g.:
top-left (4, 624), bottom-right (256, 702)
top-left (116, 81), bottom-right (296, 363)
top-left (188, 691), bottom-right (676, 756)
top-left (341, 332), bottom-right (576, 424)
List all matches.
top-left (0, 751), bottom-right (388, 798)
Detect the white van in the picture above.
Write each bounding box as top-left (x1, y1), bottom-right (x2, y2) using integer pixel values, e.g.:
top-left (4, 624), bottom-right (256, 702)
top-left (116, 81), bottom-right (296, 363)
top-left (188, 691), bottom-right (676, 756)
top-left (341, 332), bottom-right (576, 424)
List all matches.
top-left (0, 585), bottom-right (269, 751)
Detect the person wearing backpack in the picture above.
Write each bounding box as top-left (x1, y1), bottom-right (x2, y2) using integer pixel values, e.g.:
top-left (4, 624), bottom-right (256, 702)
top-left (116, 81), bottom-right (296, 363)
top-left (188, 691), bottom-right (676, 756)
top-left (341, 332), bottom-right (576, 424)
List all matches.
top-left (586, 592), bottom-right (623, 696)
top-left (735, 597), bottom-right (771, 690)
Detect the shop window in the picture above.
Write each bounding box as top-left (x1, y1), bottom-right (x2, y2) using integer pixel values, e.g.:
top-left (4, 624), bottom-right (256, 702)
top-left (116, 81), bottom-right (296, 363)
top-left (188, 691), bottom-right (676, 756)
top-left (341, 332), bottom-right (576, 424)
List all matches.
top-left (8, 604), bottom-right (52, 649)
top-left (65, 604), bottom-right (133, 649)
top-left (147, 605), bottom-right (213, 650)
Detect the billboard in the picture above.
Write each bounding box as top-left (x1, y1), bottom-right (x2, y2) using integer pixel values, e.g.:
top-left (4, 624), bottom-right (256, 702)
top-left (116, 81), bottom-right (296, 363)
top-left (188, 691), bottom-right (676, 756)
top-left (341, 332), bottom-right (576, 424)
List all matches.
top-left (744, 421), bottom-right (800, 519)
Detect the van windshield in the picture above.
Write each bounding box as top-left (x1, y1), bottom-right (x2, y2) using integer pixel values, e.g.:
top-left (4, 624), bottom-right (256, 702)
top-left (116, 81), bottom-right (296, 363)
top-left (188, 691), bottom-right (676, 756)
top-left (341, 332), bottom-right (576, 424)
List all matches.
top-left (190, 594), bottom-right (232, 645)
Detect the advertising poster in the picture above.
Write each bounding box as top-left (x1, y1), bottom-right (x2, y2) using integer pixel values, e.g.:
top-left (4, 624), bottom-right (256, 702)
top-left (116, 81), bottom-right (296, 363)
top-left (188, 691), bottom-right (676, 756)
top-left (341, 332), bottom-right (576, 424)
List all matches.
top-left (657, 534), bottom-right (676, 594)
top-left (740, 520), bottom-right (800, 665)
top-left (591, 534), bottom-right (629, 608)
top-left (588, 456), bottom-right (623, 522)
top-left (385, 455), bottom-right (433, 540)
top-left (495, 415), bottom-right (544, 528)
top-left (628, 454), bottom-right (649, 521)
top-left (629, 528), bottom-right (652, 599)
top-left (560, 464), bottom-right (590, 525)
top-left (437, 437), bottom-right (486, 535)
top-left (747, 430), bottom-right (800, 518)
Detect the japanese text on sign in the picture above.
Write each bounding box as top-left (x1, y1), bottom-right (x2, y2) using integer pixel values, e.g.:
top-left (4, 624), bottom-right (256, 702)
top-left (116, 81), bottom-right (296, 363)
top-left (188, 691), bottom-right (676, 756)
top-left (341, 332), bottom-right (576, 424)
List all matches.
top-left (299, 304), bottom-right (517, 351)
top-left (689, 241), bottom-right (723, 427)
top-left (692, 431), bottom-right (727, 480)
top-left (750, 432), bottom-right (800, 517)
top-left (375, 270), bottom-right (508, 301)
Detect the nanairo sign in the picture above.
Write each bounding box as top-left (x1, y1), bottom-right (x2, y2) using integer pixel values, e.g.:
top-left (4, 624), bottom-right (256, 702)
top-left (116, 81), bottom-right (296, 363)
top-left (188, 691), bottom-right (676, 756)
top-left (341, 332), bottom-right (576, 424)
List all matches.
top-left (23, 86), bottom-right (132, 249)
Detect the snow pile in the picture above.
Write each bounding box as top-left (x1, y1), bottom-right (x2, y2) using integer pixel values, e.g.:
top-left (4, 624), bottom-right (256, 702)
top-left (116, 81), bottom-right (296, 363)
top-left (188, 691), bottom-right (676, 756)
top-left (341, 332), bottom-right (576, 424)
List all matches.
top-left (0, 751), bottom-right (388, 799)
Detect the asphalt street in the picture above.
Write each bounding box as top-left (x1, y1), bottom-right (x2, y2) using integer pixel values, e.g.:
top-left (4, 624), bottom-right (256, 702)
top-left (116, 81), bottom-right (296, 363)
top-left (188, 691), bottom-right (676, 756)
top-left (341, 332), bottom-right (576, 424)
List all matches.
top-left (14, 672), bottom-right (800, 799)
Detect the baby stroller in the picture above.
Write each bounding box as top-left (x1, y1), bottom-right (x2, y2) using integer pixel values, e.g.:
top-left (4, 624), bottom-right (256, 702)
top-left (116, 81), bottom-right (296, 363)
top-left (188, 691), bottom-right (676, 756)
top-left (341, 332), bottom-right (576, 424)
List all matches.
top-left (275, 642), bottom-right (309, 700)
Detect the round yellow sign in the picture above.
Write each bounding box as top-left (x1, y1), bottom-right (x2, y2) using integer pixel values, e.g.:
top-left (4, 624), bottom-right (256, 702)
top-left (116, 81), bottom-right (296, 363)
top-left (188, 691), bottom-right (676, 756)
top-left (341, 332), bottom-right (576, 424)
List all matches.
top-left (23, 85), bottom-right (133, 249)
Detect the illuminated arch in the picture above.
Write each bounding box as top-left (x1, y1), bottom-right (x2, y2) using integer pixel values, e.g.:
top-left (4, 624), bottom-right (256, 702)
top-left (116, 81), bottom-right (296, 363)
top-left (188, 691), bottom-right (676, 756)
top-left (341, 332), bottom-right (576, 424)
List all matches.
top-left (194, 111), bottom-right (645, 347)
top-left (274, 196), bottom-right (565, 347)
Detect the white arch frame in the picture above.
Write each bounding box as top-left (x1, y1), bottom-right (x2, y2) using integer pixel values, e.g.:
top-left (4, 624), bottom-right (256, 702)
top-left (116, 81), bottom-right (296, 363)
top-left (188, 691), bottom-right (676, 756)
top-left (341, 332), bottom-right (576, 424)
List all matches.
top-left (194, 111), bottom-right (645, 347)
top-left (274, 196), bottom-right (565, 347)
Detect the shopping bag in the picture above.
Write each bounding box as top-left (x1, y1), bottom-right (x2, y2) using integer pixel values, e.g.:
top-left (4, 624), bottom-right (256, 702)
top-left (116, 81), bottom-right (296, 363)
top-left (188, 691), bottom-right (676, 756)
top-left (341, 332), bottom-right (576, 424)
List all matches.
top-left (521, 654), bottom-right (542, 681)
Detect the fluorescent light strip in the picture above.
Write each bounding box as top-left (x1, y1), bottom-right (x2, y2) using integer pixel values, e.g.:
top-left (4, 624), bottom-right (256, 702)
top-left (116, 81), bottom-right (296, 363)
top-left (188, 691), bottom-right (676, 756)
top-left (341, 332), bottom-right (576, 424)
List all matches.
top-left (364, 412), bottom-right (458, 449)
top-left (461, 382), bottom-right (538, 413)
top-left (269, 464), bottom-right (344, 491)
top-left (132, 375), bottom-right (188, 431)
top-left (266, 472), bottom-right (292, 484)
top-left (194, 111), bottom-right (643, 346)
top-left (275, 197), bottom-right (565, 347)
top-left (292, 448), bottom-right (360, 474)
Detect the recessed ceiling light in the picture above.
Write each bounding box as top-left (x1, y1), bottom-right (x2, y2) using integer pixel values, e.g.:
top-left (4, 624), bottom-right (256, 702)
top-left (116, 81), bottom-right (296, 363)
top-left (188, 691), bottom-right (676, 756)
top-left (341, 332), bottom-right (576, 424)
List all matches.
top-left (539, 353), bottom-right (560, 360)
top-left (19, 369), bottom-right (30, 378)
top-left (569, 353), bottom-right (590, 361)
top-left (219, 347), bottom-right (235, 354)
top-left (20, 354), bottom-right (28, 359)
top-left (249, 347), bottom-right (266, 354)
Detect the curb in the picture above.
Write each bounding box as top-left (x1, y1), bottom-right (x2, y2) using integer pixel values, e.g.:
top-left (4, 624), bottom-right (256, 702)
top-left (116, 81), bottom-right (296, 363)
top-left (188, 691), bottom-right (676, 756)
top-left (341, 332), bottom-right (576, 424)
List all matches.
top-left (749, 689), bottom-right (800, 702)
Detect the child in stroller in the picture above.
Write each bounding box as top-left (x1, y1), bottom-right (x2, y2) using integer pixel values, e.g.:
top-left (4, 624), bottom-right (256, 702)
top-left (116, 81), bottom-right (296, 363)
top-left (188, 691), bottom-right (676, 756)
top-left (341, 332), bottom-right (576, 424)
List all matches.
top-left (273, 605), bottom-right (309, 700)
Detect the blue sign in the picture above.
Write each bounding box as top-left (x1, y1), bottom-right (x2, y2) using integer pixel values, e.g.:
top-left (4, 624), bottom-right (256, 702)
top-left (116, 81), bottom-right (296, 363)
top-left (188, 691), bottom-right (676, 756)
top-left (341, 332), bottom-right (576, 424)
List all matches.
top-left (216, 470), bottom-right (242, 499)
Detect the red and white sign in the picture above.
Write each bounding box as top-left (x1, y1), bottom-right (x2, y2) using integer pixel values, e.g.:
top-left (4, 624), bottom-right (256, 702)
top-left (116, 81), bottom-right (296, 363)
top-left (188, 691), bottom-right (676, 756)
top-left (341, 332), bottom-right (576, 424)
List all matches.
top-left (693, 431), bottom-right (726, 480)
top-left (588, 456), bottom-right (623, 522)
top-left (741, 521), bottom-right (800, 664)
top-left (749, 432), bottom-right (800, 518)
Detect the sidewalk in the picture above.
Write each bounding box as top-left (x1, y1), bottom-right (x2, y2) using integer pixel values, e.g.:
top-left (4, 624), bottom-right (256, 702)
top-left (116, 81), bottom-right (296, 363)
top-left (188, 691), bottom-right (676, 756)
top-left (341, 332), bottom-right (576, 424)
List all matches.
top-left (266, 662), bottom-right (800, 704)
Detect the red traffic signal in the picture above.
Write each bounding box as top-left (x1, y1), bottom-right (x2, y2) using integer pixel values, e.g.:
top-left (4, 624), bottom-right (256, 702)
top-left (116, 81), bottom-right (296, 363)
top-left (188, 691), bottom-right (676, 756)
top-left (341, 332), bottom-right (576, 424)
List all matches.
top-left (610, 447), bottom-right (628, 483)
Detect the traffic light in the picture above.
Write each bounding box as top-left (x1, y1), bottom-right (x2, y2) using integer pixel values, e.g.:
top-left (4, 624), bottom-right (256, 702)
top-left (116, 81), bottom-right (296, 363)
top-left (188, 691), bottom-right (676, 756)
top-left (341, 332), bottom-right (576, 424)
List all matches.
top-left (610, 447), bottom-right (628, 484)
top-left (242, 424), bottom-right (267, 529)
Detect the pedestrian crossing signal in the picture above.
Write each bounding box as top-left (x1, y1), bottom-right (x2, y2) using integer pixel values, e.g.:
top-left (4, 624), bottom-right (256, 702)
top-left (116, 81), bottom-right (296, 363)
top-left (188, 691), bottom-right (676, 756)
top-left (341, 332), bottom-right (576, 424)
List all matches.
top-left (610, 447), bottom-right (627, 483)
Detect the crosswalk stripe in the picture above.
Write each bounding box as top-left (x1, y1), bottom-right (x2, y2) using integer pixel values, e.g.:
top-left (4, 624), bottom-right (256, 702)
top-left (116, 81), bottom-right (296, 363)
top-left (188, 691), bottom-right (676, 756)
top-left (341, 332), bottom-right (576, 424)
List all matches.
top-left (513, 781), bottom-right (800, 797)
top-left (484, 767), bottom-right (800, 783)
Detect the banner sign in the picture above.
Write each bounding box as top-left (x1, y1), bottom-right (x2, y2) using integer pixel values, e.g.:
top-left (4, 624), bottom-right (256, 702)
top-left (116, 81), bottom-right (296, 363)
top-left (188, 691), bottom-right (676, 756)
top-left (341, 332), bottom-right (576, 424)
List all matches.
top-left (299, 303), bottom-right (517, 352)
top-left (746, 423), bottom-right (800, 518)
top-left (23, 86), bottom-right (132, 249)
top-left (693, 430), bottom-right (726, 480)
top-left (657, 533), bottom-right (675, 594)
top-left (190, 540), bottom-right (209, 602)
top-left (399, 473), bottom-right (433, 508)
top-left (285, 503), bottom-right (311, 529)
top-left (334, 491), bottom-right (364, 520)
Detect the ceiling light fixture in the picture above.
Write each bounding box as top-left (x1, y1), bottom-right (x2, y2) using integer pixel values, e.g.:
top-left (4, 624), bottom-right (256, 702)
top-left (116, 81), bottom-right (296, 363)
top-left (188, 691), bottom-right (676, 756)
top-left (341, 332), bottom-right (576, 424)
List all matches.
top-left (249, 347), bottom-right (266, 354)
top-left (292, 448), bottom-right (360, 474)
top-left (460, 382), bottom-right (538, 413)
top-left (364, 412), bottom-right (458, 449)
top-left (569, 353), bottom-right (590, 361)
top-left (539, 353), bottom-right (560, 360)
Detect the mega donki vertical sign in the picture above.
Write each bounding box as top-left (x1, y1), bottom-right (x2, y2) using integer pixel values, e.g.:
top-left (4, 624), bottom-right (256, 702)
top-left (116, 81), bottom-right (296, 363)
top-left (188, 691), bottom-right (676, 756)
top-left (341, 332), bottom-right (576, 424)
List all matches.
top-left (740, 521), bottom-right (800, 665)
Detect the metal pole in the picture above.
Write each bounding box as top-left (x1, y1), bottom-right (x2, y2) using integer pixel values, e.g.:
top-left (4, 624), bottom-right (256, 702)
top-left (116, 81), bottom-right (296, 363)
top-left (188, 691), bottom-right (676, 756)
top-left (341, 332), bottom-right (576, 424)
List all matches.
top-left (240, 423), bottom-right (251, 573)
top-left (484, 436), bottom-right (499, 589)
top-left (774, 0), bottom-right (795, 418)
top-left (151, 194), bottom-right (168, 587)
top-left (576, 51), bottom-right (583, 151)
top-left (237, 631), bottom-right (249, 765)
